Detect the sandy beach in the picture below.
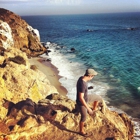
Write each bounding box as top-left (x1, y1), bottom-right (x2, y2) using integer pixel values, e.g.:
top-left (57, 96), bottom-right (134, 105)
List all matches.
top-left (29, 57), bottom-right (67, 96)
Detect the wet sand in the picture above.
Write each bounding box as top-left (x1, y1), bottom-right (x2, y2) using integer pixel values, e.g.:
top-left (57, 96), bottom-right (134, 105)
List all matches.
top-left (29, 57), bottom-right (67, 96)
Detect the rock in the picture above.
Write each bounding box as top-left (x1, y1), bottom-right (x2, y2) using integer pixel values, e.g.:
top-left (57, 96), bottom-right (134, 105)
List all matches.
top-left (87, 29), bottom-right (94, 32)
top-left (0, 93), bottom-right (134, 140)
top-left (0, 8), bottom-right (47, 57)
top-left (0, 47), bottom-right (58, 111)
top-left (27, 26), bottom-right (40, 41)
top-left (71, 47), bottom-right (75, 51)
top-left (67, 48), bottom-right (76, 53)
top-left (127, 27), bottom-right (137, 31)
top-left (47, 49), bottom-right (51, 53)
top-left (0, 20), bottom-right (14, 49)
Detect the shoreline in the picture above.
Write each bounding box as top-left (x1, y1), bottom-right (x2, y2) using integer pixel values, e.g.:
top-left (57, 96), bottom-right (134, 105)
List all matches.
top-left (34, 42), bottom-right (140, 118)
top-left (29, 57), bottom-right (68, 96)
top-left (28, 56), bottom-right (140, 136)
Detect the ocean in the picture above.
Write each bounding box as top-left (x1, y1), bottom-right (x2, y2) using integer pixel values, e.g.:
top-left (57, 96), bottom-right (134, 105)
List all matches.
top-left (22, 12), bottom-right (140, 119)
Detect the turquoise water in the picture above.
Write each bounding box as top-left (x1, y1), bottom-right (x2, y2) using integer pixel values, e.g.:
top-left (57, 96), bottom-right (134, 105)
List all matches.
top-left (22, 12), bottom-right (140, 118)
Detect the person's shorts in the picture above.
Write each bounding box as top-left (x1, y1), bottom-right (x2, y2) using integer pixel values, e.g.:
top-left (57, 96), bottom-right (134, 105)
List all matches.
top-left (78, 105), bottom-right (87, 122)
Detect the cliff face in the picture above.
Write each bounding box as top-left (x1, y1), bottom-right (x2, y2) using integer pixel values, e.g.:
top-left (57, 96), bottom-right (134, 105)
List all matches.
top-left (0, 8), bottom-right (46, 57)
top-left (0, 8), bottom-right (135, 140)
top-left (0, 47), bottom-right (58, 119)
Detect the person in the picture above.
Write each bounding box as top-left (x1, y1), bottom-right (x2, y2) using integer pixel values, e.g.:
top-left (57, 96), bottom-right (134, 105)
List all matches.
top-left (76, 68), bottom-right (98, 136)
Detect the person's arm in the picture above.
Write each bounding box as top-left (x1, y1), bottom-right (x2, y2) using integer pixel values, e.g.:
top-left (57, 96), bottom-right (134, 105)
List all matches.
top-left (79, 92), bottom-right (93, 114)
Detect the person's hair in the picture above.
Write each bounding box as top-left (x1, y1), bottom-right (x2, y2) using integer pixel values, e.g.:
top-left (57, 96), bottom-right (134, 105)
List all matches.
top-left (84, 73), bottom-right (93, 77)
top-left (84, 73), bottom-right (88, 76)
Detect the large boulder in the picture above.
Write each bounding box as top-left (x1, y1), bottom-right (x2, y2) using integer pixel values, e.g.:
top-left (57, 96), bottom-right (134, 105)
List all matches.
top-left (0, 8), bottom-right (46, 57)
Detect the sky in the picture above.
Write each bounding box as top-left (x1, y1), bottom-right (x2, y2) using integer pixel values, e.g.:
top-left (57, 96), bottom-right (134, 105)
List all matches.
top-left (0, 0), bottom-right (140, 16)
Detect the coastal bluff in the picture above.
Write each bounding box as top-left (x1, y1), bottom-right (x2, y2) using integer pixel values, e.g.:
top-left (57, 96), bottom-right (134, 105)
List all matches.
top-left (0, 8), bottom-right (135, 140)
top-left (0, 8), bottom-right (46, 57)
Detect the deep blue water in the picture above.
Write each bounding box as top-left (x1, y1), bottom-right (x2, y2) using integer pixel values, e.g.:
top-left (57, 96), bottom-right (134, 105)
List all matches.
top-left (22, 12), bottom-right (140, 118)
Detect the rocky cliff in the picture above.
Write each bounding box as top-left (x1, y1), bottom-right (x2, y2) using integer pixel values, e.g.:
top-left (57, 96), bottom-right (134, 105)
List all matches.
top-left (0, 92), bottom-right (135, 140)
top-left (0, 8), bottom-right (135, 140)
top-left (0, 8), bottom-right (46, 57)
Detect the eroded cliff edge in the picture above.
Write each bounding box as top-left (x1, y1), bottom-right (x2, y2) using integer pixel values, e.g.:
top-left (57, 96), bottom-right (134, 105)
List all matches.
top-left (0, 8), bottom-right (46, 57)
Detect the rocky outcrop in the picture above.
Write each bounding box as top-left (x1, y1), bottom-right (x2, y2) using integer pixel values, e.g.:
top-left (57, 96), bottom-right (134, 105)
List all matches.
top-left (0, 20), bottom-right (14, 49)
top-left (0, 47), bottom-right (58, 120)
top-left (0, 47), bottom-right (135, 140)
top-left (0, 93), bottom-right (134, 140)
top-left (0, 8), bottom-right (46, 57)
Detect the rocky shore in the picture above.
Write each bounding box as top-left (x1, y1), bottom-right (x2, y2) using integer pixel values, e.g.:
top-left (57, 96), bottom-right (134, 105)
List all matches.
top-left (0, 8), bottom-right (138, 140)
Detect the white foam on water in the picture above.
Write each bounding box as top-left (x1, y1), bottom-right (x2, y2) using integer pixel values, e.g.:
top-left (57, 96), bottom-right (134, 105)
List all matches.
top-left (41, 42), bottom-right (140, 136)
top-left (43, 42), bottom-right (109, 102)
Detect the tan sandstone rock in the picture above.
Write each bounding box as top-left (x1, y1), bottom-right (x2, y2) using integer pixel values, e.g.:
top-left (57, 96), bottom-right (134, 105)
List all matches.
top-left (0, 47), bottom-right (58, 120)
top-left (0, 93), bottom-right (134, 140)
top-left (0, 8), bottom-right (47, 57)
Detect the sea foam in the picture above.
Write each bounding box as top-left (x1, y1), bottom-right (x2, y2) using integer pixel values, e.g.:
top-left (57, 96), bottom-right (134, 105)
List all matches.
top-left (43, 42), bottom-right (109, 102)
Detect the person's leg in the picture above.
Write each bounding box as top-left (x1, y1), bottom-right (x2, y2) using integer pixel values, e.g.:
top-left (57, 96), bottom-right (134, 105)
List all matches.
top-left (93, 101), bottom-right (98, 110)
top-left (79, 106), bottom-right (87, 134)
top-left (80, 121), bottom-right (85, 134)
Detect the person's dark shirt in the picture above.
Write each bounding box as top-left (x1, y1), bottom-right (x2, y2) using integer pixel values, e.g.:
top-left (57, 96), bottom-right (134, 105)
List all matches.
top-left (76, 76), bottom-right (88, 105)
